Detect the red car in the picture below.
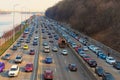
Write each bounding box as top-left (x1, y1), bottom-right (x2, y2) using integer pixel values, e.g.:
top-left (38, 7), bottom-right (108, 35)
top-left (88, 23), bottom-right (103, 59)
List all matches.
top-left (82, 55), bottom-right (91, 62)
top-left (44, 69), bottom-right (53, 80)
top-left (25, 63), bottom-right (33, 72)
top-left (22, 33), bottom-right (27, 38)
top-left (29, 49), bottom-right (35, 55)
top-left (68, 64), bottom-right (77, 71)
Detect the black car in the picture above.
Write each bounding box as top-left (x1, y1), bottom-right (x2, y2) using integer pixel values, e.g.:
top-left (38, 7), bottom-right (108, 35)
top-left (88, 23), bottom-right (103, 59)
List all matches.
top-left (33, 41), bottom-right (38, 46)
top-left (19, 38), bottom-right (24, 43)
top-left (102, 72), bottom-right (115, 80)
top-left (95, 66), bottom-right (104, 76)
top-left (2, 53), bottom-right (11, 60)
top-left (12, 45), bottom-right (17, 50)
top-left (113, 61), bottom-right (120, 70)
top-left (68, 64), bottom-right (77, 71)
top-left (26, 39), bottom-right (30, 43)
top-left (87, 59), bottom-right (97, 67)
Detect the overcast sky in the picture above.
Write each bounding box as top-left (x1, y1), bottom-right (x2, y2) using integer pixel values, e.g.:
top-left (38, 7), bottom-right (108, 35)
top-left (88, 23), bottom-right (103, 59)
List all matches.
top-left (0, 0), bottom-right (62, 12)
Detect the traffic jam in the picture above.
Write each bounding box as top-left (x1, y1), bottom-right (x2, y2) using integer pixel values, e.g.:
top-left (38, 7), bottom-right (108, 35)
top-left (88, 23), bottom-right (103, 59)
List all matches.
top-left (0, 15), bottom-right (119, 80)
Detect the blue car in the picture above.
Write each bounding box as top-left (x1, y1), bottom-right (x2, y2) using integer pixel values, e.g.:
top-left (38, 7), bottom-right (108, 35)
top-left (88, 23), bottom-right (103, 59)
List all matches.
top-left (98, 53), bottom-right (107, 59)
top-left (0, 62), bottom-right (5, 72)
top-left (45, 57), bottom-right (52, 64)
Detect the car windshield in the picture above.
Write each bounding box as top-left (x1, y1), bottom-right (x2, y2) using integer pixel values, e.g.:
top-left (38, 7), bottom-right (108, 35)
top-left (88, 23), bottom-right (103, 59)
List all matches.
top-left (47, 57), bottom-right (52, 60)
top-left (24, 45), bottom-right (27, 47)
top-left (30, 50), bottom-right (34, 52)
top-left (10, 68), bottom-right (17, 71)
top-left (5, 54), bottom-right (10, 56)
top-left (106, 74), bottom-right (115, 80)
top-left (71, 64), bottom-right (76, 67)
top-left (109, 58), bottom-right (114, 60)
top-left (16, 56), bottom-right (21, 59)
top-left (26, 64), bottom-right (32, 67)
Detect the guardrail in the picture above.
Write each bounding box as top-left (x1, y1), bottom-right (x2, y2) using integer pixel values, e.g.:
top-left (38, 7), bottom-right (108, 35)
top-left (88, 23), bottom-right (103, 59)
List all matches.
top-left (53, 26), bottom-right (100, 80)
top-left (64, 25), bottom-right (120, 59)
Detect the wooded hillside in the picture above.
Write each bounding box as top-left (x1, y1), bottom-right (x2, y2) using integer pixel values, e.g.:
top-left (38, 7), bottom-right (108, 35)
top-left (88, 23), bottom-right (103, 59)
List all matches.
top-left (45, 0), bottom-right (120, 52)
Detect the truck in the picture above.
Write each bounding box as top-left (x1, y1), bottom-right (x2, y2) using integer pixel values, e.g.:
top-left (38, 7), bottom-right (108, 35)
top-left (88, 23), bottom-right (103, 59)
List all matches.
top-left (58, 37), bottom-right (67, 48)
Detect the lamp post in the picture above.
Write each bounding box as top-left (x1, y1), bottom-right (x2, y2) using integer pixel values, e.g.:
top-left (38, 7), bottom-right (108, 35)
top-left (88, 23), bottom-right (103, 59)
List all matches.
top-left (12, 4), bottom-right (19, 42)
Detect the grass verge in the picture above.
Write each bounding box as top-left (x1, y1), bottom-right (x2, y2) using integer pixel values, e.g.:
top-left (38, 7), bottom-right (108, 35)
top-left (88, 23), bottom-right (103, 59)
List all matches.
top-left (0, 24), bottom-right (28, 56)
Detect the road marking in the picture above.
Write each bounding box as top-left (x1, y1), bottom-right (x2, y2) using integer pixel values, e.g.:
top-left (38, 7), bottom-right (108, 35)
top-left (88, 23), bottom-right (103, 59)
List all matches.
top-left (55, 68), bottom-right (57, 72)
top-left (53, 59), bottom-right (54, 63)
top-left (64, 60), bottom-right (66, 64)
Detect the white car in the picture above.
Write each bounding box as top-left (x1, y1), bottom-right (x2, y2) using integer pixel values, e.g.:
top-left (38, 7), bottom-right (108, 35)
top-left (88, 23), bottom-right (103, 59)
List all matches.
top-left (106, 57), bottom-right (116, 64)
top-left (8, 65), bottom-right (19, 77)
top-left (52, 46), bottom-right (58, 52)
top-left (62, 49), bottom-right (68, 55)
top-left (44, 46), bottom-right (50, 53)
top-left (83, 46), bottom-right (89, 51)
top-left (15, 55), bottom-right (23, 63)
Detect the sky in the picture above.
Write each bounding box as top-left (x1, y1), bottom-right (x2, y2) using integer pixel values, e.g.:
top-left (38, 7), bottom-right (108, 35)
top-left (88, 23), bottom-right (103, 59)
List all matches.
top-left (0, 0), bottom-right (62, 12)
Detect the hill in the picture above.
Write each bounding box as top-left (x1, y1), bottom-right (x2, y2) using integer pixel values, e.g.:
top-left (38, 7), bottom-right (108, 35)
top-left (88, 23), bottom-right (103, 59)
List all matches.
top-left (45, 0), bottom-right (120, 52)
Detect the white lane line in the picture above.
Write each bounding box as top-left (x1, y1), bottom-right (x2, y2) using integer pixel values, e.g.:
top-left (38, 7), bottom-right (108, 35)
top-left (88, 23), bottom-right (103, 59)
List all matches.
top-left (53, 59), bottom-right (54, 63)
top-left (64, 60), bottom-right (66, 64)
top-left (55, 68), bottom-right (57, 72)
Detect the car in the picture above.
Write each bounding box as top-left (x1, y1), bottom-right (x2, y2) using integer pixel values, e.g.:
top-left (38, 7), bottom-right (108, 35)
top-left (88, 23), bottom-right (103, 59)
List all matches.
top-left (49, 35), bottom-right (53, 38)
top-left (71, 43), bottom-right (77, 48)
top-left (79, 51), bottom-right (87, 57)
top-left (106, 57), bottom-right (116, 64)
top-left (29, 49), bottom-right (35, 55)
top-left (0, 62), bottom-right (5, 72)
top-left (34, 36), bottom-right (39, 39)
top-left (19, 38), bottom-right (24, 43)
top-left (102, 72), bottom-right (115, 80)
top-left (33, 40), bottom-right (38, 45)
top-left (8, 65), bottom-right (19, 77)
top-left (43, 42), bottom-right (48, 46)
top-left (22, 33), bottom-right (27, 38)
top-left (12, 45), bottom-right (17, 50)
top-left (15, 55), bottom-right (23, 63)
top-left (42, 35), bottom-right (47, 39)
top-left (95, 66), bottom-right (104, 76)
top-left (24, 63), bottom-right (33, 72)
top-left (23, 44), bottom-right (29, 50)
top-left (44, 46), bottom-right (50, 53)
top-left (49, 40), bottom-right (54, 43)
top-left (26, 39), bottom-right (30, 43)
top-left (2, 53), bottom-right (11, 60)
top-left (98, 52), bottom-right (107, 60)
top-left (52, 46), bottom-right (58, 52)
top-left (68, 64), bottom-right (77, 71)
top-left (113, 61), bottom-right (120, 70)
top-left (44, 69), bottom-right (53, 80)
top-left (82, 55), bottom-right (91, 61)
top-left (87, 59), bottom-right (97, 67)
top-left (83, 46), bottom-right (89, 51)
top-left (16, 42), bottom-right (21, 47)
top-left (61, 49), bottom-right (68, 55)
top-left (45, 57), bottom-right (52, 64)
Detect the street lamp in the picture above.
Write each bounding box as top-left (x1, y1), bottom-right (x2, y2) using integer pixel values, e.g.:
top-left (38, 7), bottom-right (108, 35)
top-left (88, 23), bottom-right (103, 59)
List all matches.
top-left (13, 4), bottom-right (19, 42)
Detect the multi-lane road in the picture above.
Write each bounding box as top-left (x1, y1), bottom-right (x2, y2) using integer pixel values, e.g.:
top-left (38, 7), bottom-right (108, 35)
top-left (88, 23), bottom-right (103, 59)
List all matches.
top-left (0, 15), bottom-right (120, 80)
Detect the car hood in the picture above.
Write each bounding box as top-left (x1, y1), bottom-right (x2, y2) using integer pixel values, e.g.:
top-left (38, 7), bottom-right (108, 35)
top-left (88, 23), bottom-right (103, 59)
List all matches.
top-left (9, 71), bottom-right (16, 74)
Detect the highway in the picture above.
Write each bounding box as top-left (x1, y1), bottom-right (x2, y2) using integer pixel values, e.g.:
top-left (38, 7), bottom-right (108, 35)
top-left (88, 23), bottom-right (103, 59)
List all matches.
top-left (55, 22), bottom-right (120, 80)
top-left (0, 17), bottom-right (39, 80)
top-left (0, 15), bottom-right (120, 80)
top-left (36, 17), bottom-right (96, 80)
